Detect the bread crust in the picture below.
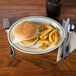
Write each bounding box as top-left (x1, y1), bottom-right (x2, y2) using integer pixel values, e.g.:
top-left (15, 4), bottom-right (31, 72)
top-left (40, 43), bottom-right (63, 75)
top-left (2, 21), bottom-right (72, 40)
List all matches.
top-left (13, 21), bottom-right (38, 40)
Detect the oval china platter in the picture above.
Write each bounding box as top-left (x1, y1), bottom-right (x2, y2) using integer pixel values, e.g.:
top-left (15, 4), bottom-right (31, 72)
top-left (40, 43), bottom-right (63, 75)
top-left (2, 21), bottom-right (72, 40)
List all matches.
top-left (8, 16), bottom-right (65, 54)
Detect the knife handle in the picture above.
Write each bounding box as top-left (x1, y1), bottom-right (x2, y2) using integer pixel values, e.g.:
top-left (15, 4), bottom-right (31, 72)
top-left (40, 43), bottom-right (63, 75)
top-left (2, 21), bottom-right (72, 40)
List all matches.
top-left (65, 44), bottom-right (70, 56)
top-left (60, 38), bottom-right (66, 59)
top-left (65, 33), bottom-right (71, 56)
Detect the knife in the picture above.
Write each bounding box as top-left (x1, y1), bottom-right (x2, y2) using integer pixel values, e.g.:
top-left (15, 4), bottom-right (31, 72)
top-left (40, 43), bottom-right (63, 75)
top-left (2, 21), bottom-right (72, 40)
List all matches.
top-left (60, 18), bottom-right (70, 59)
top-left (3, 18), bottom-right (15, 57)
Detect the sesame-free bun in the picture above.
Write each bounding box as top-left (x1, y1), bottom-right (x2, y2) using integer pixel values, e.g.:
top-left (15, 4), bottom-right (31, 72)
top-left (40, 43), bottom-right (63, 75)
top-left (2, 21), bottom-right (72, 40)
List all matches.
top-left (13, 21), bottom-right (38, 40)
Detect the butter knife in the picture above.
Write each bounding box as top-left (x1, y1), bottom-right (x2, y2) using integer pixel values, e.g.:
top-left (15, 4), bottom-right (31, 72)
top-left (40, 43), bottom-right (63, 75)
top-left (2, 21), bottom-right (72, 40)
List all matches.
top-left (60, 18), bottom-right (70, 59)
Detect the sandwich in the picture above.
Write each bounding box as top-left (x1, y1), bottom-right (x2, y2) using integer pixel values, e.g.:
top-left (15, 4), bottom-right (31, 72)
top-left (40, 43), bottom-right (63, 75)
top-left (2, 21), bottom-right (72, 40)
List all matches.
top-left (13, 21), bottom-right (39, 47)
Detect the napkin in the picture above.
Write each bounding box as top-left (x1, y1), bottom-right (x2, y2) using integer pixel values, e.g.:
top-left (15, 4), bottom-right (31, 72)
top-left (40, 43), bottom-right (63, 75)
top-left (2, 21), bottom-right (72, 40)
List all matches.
top-left (57, 32), bottom-right (76, 62)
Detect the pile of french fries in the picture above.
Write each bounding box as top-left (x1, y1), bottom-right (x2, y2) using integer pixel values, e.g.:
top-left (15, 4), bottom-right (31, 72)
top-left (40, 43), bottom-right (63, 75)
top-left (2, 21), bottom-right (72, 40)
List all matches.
top-left (36, 24), bottom-right (59, 50)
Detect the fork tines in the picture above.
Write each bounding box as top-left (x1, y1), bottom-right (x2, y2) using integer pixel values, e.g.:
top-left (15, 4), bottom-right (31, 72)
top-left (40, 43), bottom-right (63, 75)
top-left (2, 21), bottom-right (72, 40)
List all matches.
top-left (3, 18), bottom-right (10, 30)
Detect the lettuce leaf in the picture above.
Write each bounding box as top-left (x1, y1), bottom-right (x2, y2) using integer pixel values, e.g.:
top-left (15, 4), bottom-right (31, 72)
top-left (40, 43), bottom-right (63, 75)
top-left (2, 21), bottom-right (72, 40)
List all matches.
top-left (33, 29), bottom-right (40, 38)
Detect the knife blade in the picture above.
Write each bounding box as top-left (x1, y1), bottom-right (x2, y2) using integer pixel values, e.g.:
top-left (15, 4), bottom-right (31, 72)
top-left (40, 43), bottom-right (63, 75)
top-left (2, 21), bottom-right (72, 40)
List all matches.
top-left (60, 18), bottom-right (70, 59)
top-left (64, 18), bottom-right (70, 38)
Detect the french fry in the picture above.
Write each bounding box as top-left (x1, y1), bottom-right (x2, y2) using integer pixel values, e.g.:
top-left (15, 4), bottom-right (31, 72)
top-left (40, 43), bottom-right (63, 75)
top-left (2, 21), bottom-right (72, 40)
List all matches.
top-left (40, 28), bottom-right (53, 39)
top-left (49, 29), bottom-right (57, 43)
top-left (36, 40), bottom-right (43, 44)
top-left (40, 31), bottom-right (46, 35)
top-left (49, 24), bottom-right (52, 26)
top-left (37, 24), bottom-right (60, 49)
top-left (52, 32), bottom-right (59, 46)
top-left (38, 43), bottom-right (48, 50)
top-left (36, 40), bottom-right (50, 45)
top-left (49, 24), bottom-right (55, 29)
top-left (43, 34), bottom-right (49, 40)
top-left (41, 42), bottom-right (44, 46)
top-left (41, 24), bottom-right (45, 31)
top-left (52, 33), bottom-right (55, 41)
top-left (45, 24), bottom-right (54, 30)
top-left (42, 40), bottom-right (50, 45)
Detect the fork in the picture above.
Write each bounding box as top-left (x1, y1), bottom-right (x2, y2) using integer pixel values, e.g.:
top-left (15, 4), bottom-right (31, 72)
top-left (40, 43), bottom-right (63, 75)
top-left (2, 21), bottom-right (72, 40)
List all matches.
top-left (3, 18), bottom-right (15, 57)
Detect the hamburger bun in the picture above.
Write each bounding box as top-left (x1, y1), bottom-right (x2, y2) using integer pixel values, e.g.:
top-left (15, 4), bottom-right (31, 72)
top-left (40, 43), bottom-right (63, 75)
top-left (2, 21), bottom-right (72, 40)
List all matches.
top-left (13, 21), bottom-right (38, 41)
top-left (13, 21), bottom-right (39, 47)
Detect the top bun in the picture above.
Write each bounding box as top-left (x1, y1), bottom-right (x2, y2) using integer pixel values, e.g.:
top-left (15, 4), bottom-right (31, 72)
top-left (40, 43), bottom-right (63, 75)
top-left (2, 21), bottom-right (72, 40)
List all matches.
top-left (13, 21), bottom-right (38, 40)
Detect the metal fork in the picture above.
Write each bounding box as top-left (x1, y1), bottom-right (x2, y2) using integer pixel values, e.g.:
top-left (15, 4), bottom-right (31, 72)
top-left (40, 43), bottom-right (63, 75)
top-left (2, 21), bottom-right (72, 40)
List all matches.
top-left (3, 18), bottom-right (15, 57)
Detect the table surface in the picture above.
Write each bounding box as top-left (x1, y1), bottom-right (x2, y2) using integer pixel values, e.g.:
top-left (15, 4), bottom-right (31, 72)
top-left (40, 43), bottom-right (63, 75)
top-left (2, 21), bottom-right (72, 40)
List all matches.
top-left (0, 0), bottom-right (76, 76)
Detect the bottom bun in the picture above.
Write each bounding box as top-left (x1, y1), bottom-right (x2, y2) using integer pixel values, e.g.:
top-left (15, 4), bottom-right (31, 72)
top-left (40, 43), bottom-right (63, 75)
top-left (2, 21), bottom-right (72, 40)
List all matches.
top-left (18, 38), bottom-right (38, 47)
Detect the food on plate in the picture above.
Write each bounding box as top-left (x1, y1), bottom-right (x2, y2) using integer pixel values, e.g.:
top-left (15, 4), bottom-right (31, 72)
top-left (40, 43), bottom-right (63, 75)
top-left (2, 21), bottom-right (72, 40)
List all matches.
top-left (13, 21), bottom-right (39, 47)
top-left (13, 21), bottom-right (59, 49)
top-left (43, 34), bottom-right (49, 40)
top-left (38, 43), bottom-right (49, 50)
top-left (40, 31), bottom-right (45, 35)
top-left (51, 32), bottom-right (59, 46)
top-left (37, 24), bottom-right (59, 49)
top-left (36, 40), bottom-right (50, 45)
top-left (49, 29), bottom-right (57, 43)
top-left (45, 24), bottom-right (54, 29)
top-left (52, 33), bottom-right (55, 41)
top-left (40, 29), bottom-right (52, 39)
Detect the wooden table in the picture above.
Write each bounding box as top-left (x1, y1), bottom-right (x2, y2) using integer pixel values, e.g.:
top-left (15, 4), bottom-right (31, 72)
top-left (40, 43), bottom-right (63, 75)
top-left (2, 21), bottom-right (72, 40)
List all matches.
top-left (0, 0), bottom-right (76, 76)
